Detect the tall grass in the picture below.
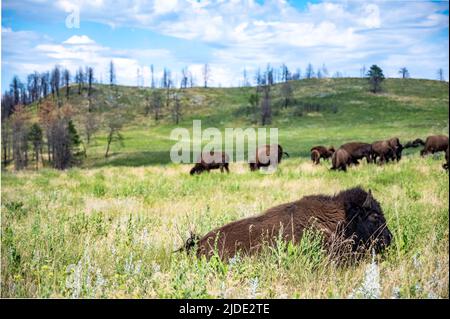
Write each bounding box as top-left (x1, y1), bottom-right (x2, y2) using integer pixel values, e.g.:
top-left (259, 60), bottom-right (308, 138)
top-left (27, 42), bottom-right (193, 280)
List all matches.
top-left (2, 155), bottom-right (448, 298)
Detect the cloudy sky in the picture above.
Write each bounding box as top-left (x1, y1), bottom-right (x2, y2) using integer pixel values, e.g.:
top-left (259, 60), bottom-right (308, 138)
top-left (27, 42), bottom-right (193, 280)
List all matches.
top-left (1, 0), bottom-right (449, 91)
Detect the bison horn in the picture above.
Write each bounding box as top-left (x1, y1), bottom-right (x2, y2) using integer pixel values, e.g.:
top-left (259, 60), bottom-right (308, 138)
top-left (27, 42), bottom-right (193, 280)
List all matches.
top-left (362, 190), bottom-right (374, 209)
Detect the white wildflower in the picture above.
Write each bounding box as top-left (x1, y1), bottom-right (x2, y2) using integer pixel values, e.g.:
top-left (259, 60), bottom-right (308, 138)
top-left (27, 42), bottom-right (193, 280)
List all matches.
top-left (248, 277), bottom-right (259, 299)
top-left (391, 286), bottom-right (401, 299)
top-left (349, 251), bottom-right (381, 299)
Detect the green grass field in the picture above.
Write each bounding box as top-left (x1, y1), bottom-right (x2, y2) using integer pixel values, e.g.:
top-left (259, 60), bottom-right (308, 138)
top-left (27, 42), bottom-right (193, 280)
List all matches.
top-left (1, 78), bottom-right (449, 298)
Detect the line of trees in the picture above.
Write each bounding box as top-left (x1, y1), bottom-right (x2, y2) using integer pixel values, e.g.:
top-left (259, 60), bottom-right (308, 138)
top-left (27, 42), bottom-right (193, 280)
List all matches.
top-left (2, 100), bottom-right (81, 170)
top-left (1, 63), bottom-right (96, 171)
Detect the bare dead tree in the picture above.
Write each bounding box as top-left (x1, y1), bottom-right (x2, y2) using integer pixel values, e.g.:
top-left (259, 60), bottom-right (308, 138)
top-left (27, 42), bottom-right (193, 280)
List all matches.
top-left (63, 69), bottom-right (70, 98)
top-left (261, 85), bottom-right (272, 125)
top-left (181, 67), bottom-right (189, 89)
top-left (75, 67), bottom-right (84, 95)
top-left (172, 92), bottom-right (182, 125)
top-left (151, 64), bottom-right (155, 88)
top-left (281, 81), bottom-right (293, 108)
top-left (86, 67), bottom-right (94, 97)
top-left (83, 113), bottom-right (99, 145)
top-left (202, 63), bottom-right (210, 88)
top-left (1, 118), bottom-right (12, 167)
top-left (104, 112), bottom-right (125, 158)
top-left (109, 60), bottom-right (116, 87)
top-left (437, 68), bottom-right (445, 81)
top-left (28, 123), bottom-right (43, 170)
top-left (11, 105), bottom-right (30, 170)
top-left (305, 63), bottom-right (314, 79)
top-left (398, 67), bottom-right (410, 79)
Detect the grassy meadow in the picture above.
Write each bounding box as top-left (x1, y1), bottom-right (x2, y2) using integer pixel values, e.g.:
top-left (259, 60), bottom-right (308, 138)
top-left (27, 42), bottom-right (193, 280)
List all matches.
top-left (1, 78), bottom-right (449, 298)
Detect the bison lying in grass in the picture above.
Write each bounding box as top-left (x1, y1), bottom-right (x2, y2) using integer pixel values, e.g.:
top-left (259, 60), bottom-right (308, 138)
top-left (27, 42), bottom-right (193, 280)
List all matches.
top-left (311, 146), bottom-right (335, 165)
top-left (190, 151), bottom-right (230, 175)
top-left (420, 135), bottom-right (449, 156)
top-left (183, 187), bottom-right (392, 260)
top-left (249, 144), bottom-right (289, 171)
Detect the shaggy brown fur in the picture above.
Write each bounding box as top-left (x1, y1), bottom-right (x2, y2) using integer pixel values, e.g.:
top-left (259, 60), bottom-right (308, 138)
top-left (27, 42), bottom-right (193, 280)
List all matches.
top-left (190, 151), bottom-right (230, 175)
top-left (310, 146), bottom-right (335, 164)
top-left (191, 187), bottom-right (392, 260)
top-left (371, 140), bottom-right (395, 165)
top-left (420, 135), bottom-right (449, 156)
top-left (249, 144), bottom-right (289, 171)
top-left (311, 149), bottom-right (321, 165)
top-left (331, 148), bottom-right (352, 172)
top-left (386, 137), bottom-right (403, 161)
top-left (340, 142), bottom-right (373, 165)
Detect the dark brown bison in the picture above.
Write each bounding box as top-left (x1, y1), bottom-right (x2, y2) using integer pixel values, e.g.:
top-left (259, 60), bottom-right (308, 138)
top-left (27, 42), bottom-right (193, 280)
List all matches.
top-left (331, 148), bottom-right (352, 172)
top-left (340, 142), bottom-right (373, 165)
top-left (190, 151), bottom-right (230, 175)
top-left (420, 135), bottom-right (449, 156)
top-left (386, 137), bottom-right (403, 161)
top-left (184, 187), bottom-right (391, 260)
top-left (249, 144), bottom-right (289, 171)
top-left (310, 146), bottom-right (335, 164)
top-left (371, 140), bottom-right (395, 165)
top-left (404, 138), bottom-right (425, 149)
top-left (443, 146), bottom-right (449, 170)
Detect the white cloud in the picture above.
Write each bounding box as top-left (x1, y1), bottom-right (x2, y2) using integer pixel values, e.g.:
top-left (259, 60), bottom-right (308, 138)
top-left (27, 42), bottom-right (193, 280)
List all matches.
top-left (2, 29), bottom-right (173, 87)
top-left (360, 4), bottom-right (381, 29)
top-left (2, 0), bottom-right (449, 88)
top-left (63, 35), bottom-right (96, 45)
top-left (153, 0), bottom-right (178, 15)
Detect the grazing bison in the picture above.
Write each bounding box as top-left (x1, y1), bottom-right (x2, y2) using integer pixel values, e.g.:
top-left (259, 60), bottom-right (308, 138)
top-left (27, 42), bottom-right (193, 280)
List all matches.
top-left (190, 151), bottom-right (230, 175)
top-left (420, 135), bottom-right (449, 156)
top-left (249, 144), bottom-right (289, 171)
top-left (371, 140), bottom-right (395, 165)
top-left (386, 137), bottom-right (403, 161)
top-left (340, 142), bottom-right (373, 165)
top-left (184, 187), bottom-right (391, 260)
top-left (404, 138), bottom-right (425, 149)
top-left (310, 146), bottom-right (335, 164)
top-left (331, 148), bottom-right (352, 172)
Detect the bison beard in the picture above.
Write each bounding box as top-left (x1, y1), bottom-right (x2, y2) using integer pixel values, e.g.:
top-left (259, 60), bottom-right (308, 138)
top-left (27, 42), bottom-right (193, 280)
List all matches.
top-left (182, 187), bottom-right (392, 261)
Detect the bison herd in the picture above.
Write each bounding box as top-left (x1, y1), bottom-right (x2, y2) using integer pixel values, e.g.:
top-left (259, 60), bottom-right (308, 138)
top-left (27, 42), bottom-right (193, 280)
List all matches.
top-left (189, 135), bottom-right (448, 175)
top-left (181, 134), bottom-right (448, 261)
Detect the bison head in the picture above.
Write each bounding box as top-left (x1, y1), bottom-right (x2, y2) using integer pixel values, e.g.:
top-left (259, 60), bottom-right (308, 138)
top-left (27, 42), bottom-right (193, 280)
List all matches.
top-left (346, 190), bottom-right (392, 253)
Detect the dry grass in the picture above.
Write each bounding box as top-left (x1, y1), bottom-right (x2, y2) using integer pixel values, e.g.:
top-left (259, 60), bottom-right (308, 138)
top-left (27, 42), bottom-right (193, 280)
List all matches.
top-left (1, 154), bottom-right (448, 298)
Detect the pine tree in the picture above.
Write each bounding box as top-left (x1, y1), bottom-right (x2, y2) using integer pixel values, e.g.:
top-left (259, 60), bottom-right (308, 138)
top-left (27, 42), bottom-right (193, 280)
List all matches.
top-left (367, 65), bottom-right (385, 93)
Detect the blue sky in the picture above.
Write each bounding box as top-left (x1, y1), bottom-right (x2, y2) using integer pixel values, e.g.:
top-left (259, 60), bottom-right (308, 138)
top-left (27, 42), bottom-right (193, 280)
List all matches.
top-left (1, 0), bottom-right (449, 92)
